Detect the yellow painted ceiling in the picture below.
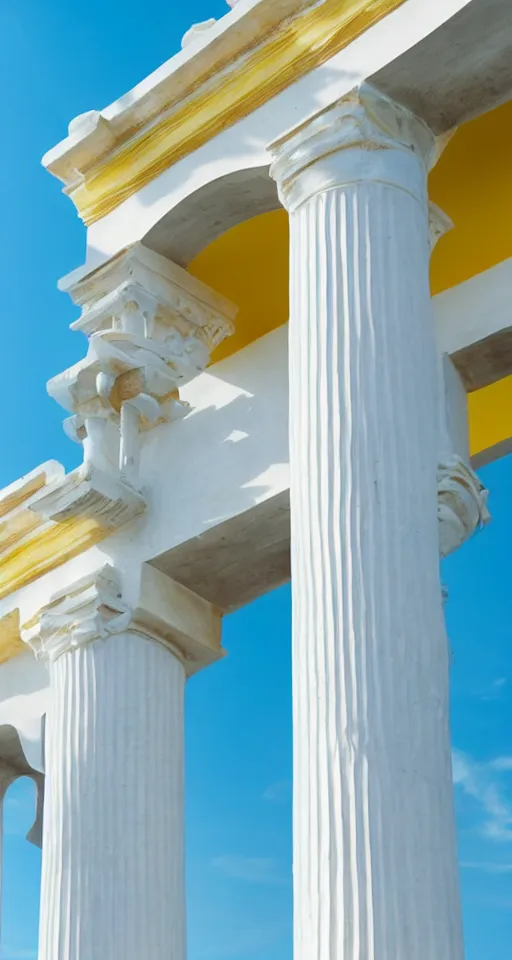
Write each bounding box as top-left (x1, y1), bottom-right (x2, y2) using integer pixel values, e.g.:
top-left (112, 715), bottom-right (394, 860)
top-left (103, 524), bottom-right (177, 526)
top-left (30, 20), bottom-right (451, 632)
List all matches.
top-left (189, 100), bottom-right (512, 462)
top-left (430, 99), bottom-right (512, 294)
top-left (189, 210), bottom-right (290, 364)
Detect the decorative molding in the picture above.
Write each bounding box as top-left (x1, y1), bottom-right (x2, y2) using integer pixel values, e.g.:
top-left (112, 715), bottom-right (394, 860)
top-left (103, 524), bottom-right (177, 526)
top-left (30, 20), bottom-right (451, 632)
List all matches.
top-left (22, 563), bottom-right (223, 674)
top-left (0, 462), bottom-right (64, 556)
top-left (438, 455), bottom-right (490, 557)
top-left (181, 19), bottom-right (217, 49)
top-left (42, 0), bottom-right (407, 224)
top-left (49, 245), bottom-right (235, 488)
top-left (22, 566), bottom-right (132, 664)
top-left (269, 84), bottom-right (444, 213)
top-left (0, 459), bottom-right (145, 606)
top-left (181, 1), bottom-right (241, 48)
top-left (0, 462), bottom-right (63, 519)
top-left (437, 337), bottom-right (491, 559)
top-left (272, 84), bottom-right (435, 183)
top-left (0, 462), bottom-right (66, 594)
top-left (29, 462), bottom-right (145, 527)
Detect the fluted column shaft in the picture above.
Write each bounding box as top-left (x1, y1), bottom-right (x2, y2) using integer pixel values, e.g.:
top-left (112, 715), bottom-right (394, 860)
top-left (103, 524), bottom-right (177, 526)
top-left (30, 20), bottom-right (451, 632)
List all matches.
top-left (39, 630), bottom-right (185, 960)
top-left (22, 565), bottom-right (223, 960)
top-left (271, 87), bottom-right (463, 959)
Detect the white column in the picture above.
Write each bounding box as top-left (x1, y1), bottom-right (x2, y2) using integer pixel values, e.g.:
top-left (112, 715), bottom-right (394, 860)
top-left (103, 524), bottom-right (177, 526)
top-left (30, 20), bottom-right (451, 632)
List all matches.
top-left (23, 565), bottom-right (222, 960)
top-left (271, 85), bottom-right (464, 959)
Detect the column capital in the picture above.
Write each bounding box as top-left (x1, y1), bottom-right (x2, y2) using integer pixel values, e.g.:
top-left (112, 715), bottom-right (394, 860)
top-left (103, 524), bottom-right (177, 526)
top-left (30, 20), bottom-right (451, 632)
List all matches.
top-left (22, 562), bottom-right (223, 673)
top-left (438, 455), bottom-right (490, 557)
top-left (270, 83), bottom-right (441, 212)
top-left (48, 244), bottom-right (237, 488)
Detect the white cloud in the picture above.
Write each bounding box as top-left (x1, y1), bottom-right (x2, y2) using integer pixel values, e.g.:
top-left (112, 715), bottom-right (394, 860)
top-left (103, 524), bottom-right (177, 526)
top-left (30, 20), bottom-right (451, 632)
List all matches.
top-left (263, 780), bottom-right (292, 803)
top-left (212, 855), bottom-right (284, 884)
top-left (489, 757), bottom-right (512, 772)
top-left (460, 861), bottom-right (512, 874)
top-left (480, 677), bottom-right (507, 701)
top-left (452, 750), bottom-right (512, 841)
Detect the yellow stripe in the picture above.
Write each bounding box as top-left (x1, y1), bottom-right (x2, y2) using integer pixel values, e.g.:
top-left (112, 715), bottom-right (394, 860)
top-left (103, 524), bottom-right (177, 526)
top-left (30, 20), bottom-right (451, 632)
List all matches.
top-left (430, 100), bottom-right (512, 295)
top-left (469, 375), bottom-right (512, 461)
top-left (0, 518), bottom-right (109, 603)
top-left (71, 0), bottom-right (406, 224)
top-left (0, 610), bottom-right (25, 664)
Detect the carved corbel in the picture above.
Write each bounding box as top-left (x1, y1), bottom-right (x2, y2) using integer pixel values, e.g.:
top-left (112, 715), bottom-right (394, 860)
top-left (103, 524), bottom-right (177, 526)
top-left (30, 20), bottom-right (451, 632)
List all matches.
top-left (436, 359), bottom-right (490, 557)
top-left (438, 455), bottom-right (490, 557)
top-left (48, 246), bottom-right (236, 494)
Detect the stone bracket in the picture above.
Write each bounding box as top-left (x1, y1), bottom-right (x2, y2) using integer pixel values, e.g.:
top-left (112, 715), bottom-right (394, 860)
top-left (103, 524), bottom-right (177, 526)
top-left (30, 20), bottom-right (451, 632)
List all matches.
top-left (48, 245), bottom-right (236, 489)
top-left (28, 462), bottom-right (146, 528)
top-left (438, 455), bottom-right (490, 557)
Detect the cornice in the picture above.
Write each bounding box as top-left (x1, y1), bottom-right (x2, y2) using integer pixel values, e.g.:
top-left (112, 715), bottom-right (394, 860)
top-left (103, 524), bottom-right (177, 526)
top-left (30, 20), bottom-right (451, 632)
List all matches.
top-left (0, 461), bottom-right (144, 604)
top-left (42, 0), bottom-right (406, 225)
top-left (0, 247), bottom-right (235, 611)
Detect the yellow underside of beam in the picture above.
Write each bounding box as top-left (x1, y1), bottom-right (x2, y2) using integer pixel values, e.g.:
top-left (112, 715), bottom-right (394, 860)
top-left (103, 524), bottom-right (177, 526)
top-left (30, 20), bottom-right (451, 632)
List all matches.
top-left (468, 376), bottom-right (512, 462)
top-left (0, 517), bottom-right (108, 604)
top-left (189, 100), bottom-right (512, 464)
top-left (429, 101), bottom-right (512, 295)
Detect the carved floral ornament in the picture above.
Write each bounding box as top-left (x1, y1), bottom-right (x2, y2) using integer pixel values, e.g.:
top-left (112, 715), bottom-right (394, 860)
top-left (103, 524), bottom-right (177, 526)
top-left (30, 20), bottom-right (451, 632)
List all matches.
top-left (271, 87), bottom-right (435, 189)
top-left (0, 248), bottom-right (237, 603)
top-left (438, 455), bottom-right (490, 558)
top-left (22, 566), bottom-right (134, 664)
top-left (48, 246), bottom-right (236, 492)
top-left (21, 563), bottom-right (223, 674)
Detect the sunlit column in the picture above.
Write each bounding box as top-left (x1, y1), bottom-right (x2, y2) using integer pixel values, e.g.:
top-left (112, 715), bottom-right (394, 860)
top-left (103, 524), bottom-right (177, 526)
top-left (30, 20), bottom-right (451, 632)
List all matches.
top-left (23, 565), bottom-right (222, 960)
top-left (271, 85), bottom-right (465, 959)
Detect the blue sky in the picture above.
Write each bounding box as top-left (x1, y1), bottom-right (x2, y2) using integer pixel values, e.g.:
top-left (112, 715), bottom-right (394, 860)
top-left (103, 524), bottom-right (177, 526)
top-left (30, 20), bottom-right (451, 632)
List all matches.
top-left (0, 1), bottom-right (511, 958)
